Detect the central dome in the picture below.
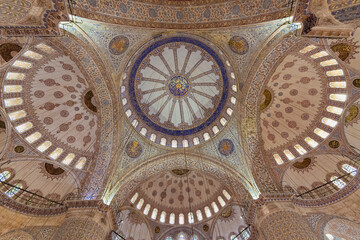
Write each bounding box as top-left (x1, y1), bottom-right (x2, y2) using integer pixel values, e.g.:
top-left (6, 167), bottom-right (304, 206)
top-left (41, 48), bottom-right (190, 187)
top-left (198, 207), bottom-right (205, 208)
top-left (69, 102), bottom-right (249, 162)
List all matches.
top-left (121, 36), bottom-right (237, 147)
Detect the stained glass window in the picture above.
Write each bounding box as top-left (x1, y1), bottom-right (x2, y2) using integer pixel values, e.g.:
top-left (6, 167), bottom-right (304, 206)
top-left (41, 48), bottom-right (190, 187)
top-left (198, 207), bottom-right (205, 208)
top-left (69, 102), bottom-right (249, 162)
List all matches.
top-left (196, 210), bottom-right (203, 221)
top-left (37, 141), bottom-right (52, 152)
top-left (5, 183), bottom-right (22, 197)
top-left (326, 69), bottom-right (344, 77)
top-left (6, 72), bottom-right (25, 80)
top-left (35, 43), bottom-right (55, 53)
top-left (300, 45), bottom-right (316, 53)
top-left (0, 171), bottom-right (11, 182)
top-left (75, 157), bottom-right (86, 169)
top-left (329, 82), bottom-right (346, 88)
top-left (166, 237), bottom-right (173, 240)
top-left (329, 94), bottom-right (347, 102)
top-left (15, 122), bottom-right (33, 133)
top-left (203, 133), bottom-right (210, 141)
top-left (8, 110), bottom-right (26, 121)
top-left (322, 117), bottom-right (338, 127)
top-left (130, 193), bottom-right (139, 204)
top-left (211, 202), bottom-right (219, 213)
top-left (177, 233), bottom-right (186, 240)
top-left (136, 198), bottom-right (144, 209)
top-left (213, 126), bottom-right (219, 134)
top-left (49, 148), bottom-right (63, 160)
top-left (192, 236), bottom-right (199, 240)
top-left (188, 212), bottom-right (194, 223)
top-left (320, 59), bottom-right (338, 67)
top-left (326, 106), bottom-right (343, 115)
top-left (4, 97), bottom-right (23, 107)
top-left (160, 211), bottom-right (166, 223)
top-left (204, 206), bottom-right (212, 218)
top-left (62, 153), bottom-right (75, 165)
top-left (13, 60), bottom-right (32, 69)
top-left (151, 208), bottom-right (158, 219)
top-left (342, 164), bottom-right (357, 177)
top-left (23, 50), bottom-right (43, 60)
top-left (143, 204), bottom-right (151, 215)
top-left (169, 213), bottom-right (175, 224)
top-left (218, 196), bottom-right (226, 207)
top-left (311, 51), bottom-right (328, 59)
top-left (223, 189), bottom-right (231, 200)
top-left (283, 149), bottom-right (295, 160)
top-left (4, 85), bottom-right (23, 93)
top-left (273, 154), bottom-right (284, 165)
top-left (179, 213), bottom-right (185, 224)
top-left (314, 128), bottom-right (329, 139)
top-left (330, 176), bottom-right (346, 189)
top-left (150, 134), bottom-right (156, 142)
top-left (305, 137), bottom-right (319, 148)
top-left (294, 144), bottom-right (307, 155)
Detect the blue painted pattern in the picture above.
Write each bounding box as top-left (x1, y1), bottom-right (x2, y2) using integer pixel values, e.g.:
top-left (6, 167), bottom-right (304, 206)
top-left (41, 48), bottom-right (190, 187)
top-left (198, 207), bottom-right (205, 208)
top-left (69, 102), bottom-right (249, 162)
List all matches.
top-left (168, 75), bottom-right (190, 97)
top-left (128, 36), bottom-right (229, 136)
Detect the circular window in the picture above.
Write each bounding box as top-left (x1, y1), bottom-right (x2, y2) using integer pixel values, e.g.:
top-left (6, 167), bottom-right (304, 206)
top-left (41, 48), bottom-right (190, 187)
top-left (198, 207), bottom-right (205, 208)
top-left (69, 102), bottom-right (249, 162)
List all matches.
top-left (121, 36), bottom-right (236, 147)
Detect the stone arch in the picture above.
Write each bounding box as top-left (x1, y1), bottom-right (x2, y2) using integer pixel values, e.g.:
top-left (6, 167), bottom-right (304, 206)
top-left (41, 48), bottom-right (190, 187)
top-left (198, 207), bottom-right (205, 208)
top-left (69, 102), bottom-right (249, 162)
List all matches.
top-left (107, 152), bottom-right (253, 208)
top-left (0, 229), bottom-right (36, 240)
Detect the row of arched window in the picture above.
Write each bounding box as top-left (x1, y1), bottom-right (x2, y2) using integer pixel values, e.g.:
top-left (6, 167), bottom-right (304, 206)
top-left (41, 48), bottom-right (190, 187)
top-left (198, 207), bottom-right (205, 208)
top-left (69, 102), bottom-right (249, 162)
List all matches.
top-left (0, 171), bottom-right (22, 197)
top-left (130, 190), bottom-right (232, 224)
top-left (274, 44), bottom-right (347, 165)
top-left (330, 164), bottom-right (357, 189)
top-left (3, 43), bottom-right (87, 170)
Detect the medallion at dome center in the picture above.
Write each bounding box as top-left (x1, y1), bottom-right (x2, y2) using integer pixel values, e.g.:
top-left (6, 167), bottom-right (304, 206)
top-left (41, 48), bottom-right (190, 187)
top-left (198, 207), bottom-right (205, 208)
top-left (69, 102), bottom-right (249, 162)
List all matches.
top-left (168, 75), bottom-right (190, 97)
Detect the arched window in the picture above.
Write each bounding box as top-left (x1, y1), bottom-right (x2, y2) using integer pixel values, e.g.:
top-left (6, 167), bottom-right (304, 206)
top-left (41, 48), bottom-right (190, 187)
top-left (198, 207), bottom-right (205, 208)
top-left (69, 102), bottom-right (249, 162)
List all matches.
top-left (166, 237), bottom-right (173, 240)
top-left (342, 164), bottom-right (357, 177)
top-left (223, 189), bottom-right (231, 200)
top-left (330, 176), bottom-right (346, 189)
top-left (143, 204), bottom-right (151, 215)
top-left (188, 212), bottom-right (194, 223)
top-left (177, 232), bottom-right (186, 240)
top-left (5, 183), bottom-right (22, 197)
top-left (230, 235), bottom-right (238, 240)
top-left (204, 206), bottom-right (212, 218)
top-left (130, 192), bottom-right (138, 203)
top-left (211, 202), bottom-right (219, 213)
top-left (218, 196), bottom-right (226, 207)
top-left (169, 213), bottom-right (175, 225)
top-left (196, 210), bottom-right (203, 221)
top-left (179, 213), bottom-right (185, 225)
top-left (192, 235), bottom-right (199, 240)
top-left (136, 198), bottom-right (144, 209)
top-left (0, 171), bottom-right (11, 182)
top-left (160, 211), bottom-right (166, 223)
top-left (151, 208), bottom-right (158, 220)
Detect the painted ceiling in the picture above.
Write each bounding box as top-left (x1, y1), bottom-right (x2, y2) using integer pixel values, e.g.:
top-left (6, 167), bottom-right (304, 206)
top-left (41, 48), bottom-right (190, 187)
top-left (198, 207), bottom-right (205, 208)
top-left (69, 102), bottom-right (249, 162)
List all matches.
top-left (0, 2), bottom-right (359, 237)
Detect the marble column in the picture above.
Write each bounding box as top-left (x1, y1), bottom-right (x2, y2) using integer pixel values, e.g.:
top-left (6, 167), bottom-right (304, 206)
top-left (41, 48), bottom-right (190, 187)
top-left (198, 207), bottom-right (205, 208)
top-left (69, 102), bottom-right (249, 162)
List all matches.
top-left (254, 201), bottom-right (318, 240)
top-left (52, 201), bottom-right (115, 240)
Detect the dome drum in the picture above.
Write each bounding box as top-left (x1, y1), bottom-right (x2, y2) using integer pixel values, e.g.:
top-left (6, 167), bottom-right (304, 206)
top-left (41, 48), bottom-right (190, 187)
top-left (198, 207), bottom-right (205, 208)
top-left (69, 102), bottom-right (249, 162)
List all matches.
top-left (121, 36), bottom-right (237, 148)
